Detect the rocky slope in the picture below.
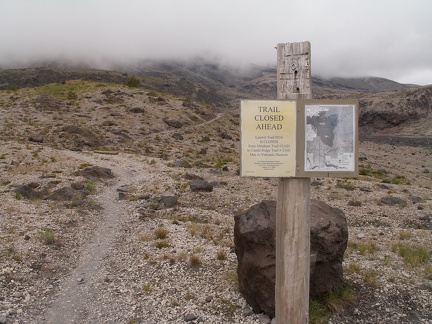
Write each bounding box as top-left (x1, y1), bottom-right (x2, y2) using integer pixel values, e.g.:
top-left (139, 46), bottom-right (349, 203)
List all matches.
top-left (2, 61), bottom-right (430, 140)
top-left (0, 69), bottom-right (431, 323)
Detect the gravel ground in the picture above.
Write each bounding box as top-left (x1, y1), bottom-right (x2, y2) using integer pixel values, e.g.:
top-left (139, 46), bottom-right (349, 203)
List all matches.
top-left (0, 83), bottom-right (431, 323)
top-left (0, 139), bottom-right (431, 324)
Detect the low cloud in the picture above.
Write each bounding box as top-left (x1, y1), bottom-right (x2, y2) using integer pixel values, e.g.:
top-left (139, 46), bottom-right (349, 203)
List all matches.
top-left (1, 0), bottom-right (431, 85)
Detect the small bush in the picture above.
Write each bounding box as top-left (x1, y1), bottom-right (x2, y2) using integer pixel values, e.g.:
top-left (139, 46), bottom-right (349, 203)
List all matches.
top-left (399, 230), bottom-right (413, 240)
top-left (79, 162), bottom-right (91, 169)
top-left (344, 262), bottom-right (362, 274)
top-left (390, 175), bottom-right (410, 185)
top-left (348, 200), bottom-right (362, 207)
top-left (189, 254), bottom-right (202, 267)
top-left (143, 283), bottom-right (152, 293)
top-left (155, 240), bottom-right (170, 249)
top-left (336, 180), bottom-right (356, 191)
top-left (309, 299), bottom-right (329, 324)
top-left (126, 75), bottom-right (141, 88)
top-left (349, 241), bottom-right (379, 255)
top-left (84, 181), bottom-right (96, 192)
top-left (38, 228), bottom-right (56, 245)
top-left (177, 251), bottom-right (187, 262)
top-left (67, 91), bottom-right (78, 100)
top-left (224, 270), bottom-right (239, 290)
top-left (216, 250), bottom-right (227, 261)
top-left (323, 286), bottom-right (357, 313)
top-left (396, 244), bottom-right (430, 267)
top-left (363, 270), bottom-right (380, 288)
top-left (154, 226), bottom-right (169, 239)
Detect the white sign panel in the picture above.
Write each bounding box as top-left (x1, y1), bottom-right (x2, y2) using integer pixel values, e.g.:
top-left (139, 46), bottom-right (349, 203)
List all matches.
top-left (304, 104), bottom-right (356, 172)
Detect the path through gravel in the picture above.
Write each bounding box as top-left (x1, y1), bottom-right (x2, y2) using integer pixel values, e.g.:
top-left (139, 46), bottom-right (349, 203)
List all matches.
top-left (43, 152), bottom-right (148, 323)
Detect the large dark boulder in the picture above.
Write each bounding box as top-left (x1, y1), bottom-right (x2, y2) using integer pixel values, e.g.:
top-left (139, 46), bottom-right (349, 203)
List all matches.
top-left (234, 199), bottom-right (348, 317)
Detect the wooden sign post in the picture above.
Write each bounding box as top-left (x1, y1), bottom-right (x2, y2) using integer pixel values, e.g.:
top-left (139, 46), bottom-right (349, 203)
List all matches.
top-left (240, 41), bottom-right (358, 323)
top-left (276, 41), bottom-right (312, 323)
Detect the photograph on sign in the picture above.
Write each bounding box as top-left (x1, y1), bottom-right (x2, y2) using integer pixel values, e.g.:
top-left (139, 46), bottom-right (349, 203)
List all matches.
top-left (303, 102), bottom-right (357, 173)
top-left (240, 100), bottom-right (297, 177)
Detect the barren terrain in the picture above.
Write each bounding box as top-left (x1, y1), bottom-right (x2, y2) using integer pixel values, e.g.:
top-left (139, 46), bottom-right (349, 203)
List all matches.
top-left (0, 77), bottom-right (431, 323)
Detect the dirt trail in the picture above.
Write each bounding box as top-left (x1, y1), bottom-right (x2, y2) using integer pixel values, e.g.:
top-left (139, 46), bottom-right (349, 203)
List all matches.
top-left (41, 112), bottom-right (225, 323)
top-left (42, 152), bottom-right (147, 323)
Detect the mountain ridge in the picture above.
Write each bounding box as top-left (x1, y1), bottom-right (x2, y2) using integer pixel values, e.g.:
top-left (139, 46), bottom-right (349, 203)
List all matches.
top-left (0, 61), bottom-right (430, 139)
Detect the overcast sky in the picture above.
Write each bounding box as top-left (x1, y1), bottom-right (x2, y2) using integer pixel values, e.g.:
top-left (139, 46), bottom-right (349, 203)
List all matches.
top-left (1, 0), bottom-right (431, 85)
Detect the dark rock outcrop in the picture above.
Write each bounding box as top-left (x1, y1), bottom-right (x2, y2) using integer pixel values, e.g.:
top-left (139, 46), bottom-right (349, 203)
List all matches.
top-left (163, 117), bottom-right (182, 128)
top-left (28, 134), bottom-right (44, 143)
top-left (190, 180), bottom-right (213, 192)
top-left (44, 187), bottom-right (87, 202)
top-left (129, 107), bottom-right (145, 113)
top-left (14, 185), bottom-right (44, 200)
top-left (158, 191), bottom-right (178, 208)
top-left (234, 199), bottom-right (348, 317)
top-left (380, 196), bottom-right (407, 207)
top-left (76, 166), bottom-right (114, 180)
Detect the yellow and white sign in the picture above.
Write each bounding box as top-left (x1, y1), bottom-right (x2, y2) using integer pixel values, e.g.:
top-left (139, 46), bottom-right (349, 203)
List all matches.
top-left (241, 100), bottom-right (297, 177)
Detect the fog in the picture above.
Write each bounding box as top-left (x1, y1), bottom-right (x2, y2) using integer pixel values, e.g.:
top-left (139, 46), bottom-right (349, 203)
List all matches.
top-left (1, 0), bottom-right (432, 85)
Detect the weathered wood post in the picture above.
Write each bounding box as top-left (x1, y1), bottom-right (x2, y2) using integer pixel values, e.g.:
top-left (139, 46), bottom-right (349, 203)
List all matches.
top-left (276, 42), bottom-right (312, 323)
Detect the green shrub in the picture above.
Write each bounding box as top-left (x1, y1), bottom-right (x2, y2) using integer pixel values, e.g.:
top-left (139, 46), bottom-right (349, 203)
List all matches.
top-left (390, 175), bottom-right (410, 185)
top-left (67, 90), bottom-right (78, 100)
top-left (126, 76), bottom-right (141, 88)
top-left (324, 286), bottom-right (357, 312)
top-left (349, 241), bottom-right (379, 255)
top-left (155, 240), bottom-right (170, 249)
top-left (38, 228), bottom-right (56, 245)
top-left (309, 299), bottom-right (328, 324)
top-left (84, 181), bottom-right (96, 192)
top-left (396, 244), bottom-right (430, 267)
top-left (335, 180), bottom-right (356, 191)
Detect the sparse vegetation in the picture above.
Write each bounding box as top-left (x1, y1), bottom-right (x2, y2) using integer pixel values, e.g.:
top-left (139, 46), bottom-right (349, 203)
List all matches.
top-left (154, 240), bottom-right (171, 249)
top-left (84, 181), bottom-right (96, 192)
top-left (390, 175), bottom-right (410, 185)
top-left (216, 250), bottom-right (227, 261)
top-left (37, 228), bottom-right (56, 245)
top-left (363, 269), bottom-right (380, 288)
top-left (335, 180), bottom-right (356, 191)
top-left (67, 90), bottom-right (78, 100)
top-left (394, 243), bottom-right (430, 268)
top-left (348, 199), bottom-right (362, 206)
top-left (348, 240), bottom-right (379, 255)
top-left (323, 286), bottom-right (357, 313)
top-left (142, 283), bottom-right (152, 293)
top-left (126, 75), bottom-right (141, 88)
top-left (399, 230), bottom-right (413, 240)
top-left (189, 254), bottom-right (202, 267)
top-left (154, 226), bottom-right (169, 239)
top-left (359, 167), bottom-right (387, 178)
top-left (309, 299), bottom-right (329, 324)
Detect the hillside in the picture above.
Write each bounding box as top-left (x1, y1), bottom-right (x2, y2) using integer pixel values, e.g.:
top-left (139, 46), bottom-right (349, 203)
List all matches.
top-left (1, 62), bottom-right (431, 143)
top-left (0, 71), bottom-right (431, 323)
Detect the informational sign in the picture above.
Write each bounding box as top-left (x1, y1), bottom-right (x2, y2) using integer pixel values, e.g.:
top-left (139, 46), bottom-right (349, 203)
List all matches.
top-left (296, 99), bottom-right (358, 177)
top-left (240, 100), bottom-right (297, 177)
top-left (241, 99), bottom-right (358, 178)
